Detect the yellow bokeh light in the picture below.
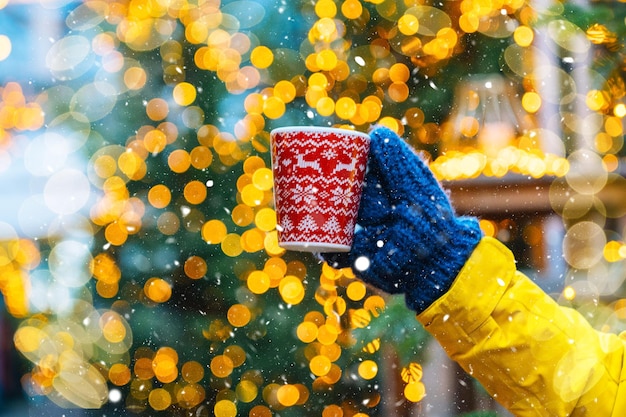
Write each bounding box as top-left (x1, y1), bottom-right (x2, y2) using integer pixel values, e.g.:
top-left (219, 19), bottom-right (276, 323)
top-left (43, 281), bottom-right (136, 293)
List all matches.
top-left (604, 240), bottom-right (624, 263)
top-left (181, 360), bottom-right (205, 383)
top-left (214, 399), bottom-right (237, 417)
top-left (247, 270), bottom-right (271, 294)
top-left (14, 325), bottom-right (47, 353)
top-left (277, 384), bottom-right (300, 406)
top-left (186, 21), bottom-right (210, 44)
top-left (232, 204), bottom-right (254, 226)
top-left (316, 49), bottom-right (338, 71)
top-left (148, 184), bottom-right (171, 208)
top-left (404, 381), bottom-right (426, 402)
top-left (335, 96), bottom-right (357, 119)
top-left (250, 46), bottom-right (274, 69)
top-left (563, 285), bottom-right (576, 301)
top-left (274, 80), bottom-right (297, 103)
top-left (388, 82), bottom-right (409, 102)
top-left (143, 129), bottom-right (168, 154)
top-left (242, 229), bottom-right (265, 253)
top-left (201, 219), bottom-right (227, 244)
top-left (93, 154), bottom-right (117, 179)
top-left (224, 344), bottom-right (246, 367)
top-left (586, 89), bottom-right (608, 112)
top-left (221, 233), bottom-right (243, 258)
top-left (168, 148), bottom-right (191, 173)
top-left (241, 183), bottom-right (265, 206)
top-left (144, 277), bottom-right (172, 303)
top-left (211, 355), bottom-right (234, 378)
top-left (108, 363), bottom-right (131, 386)
top-left (314, 17), bottom-right (338, 42)
top-left (316, 96), bottom-right (336, 117)
top-left (305, 85), bottom-right (328, 108)
top-left (237, 380), bottom-right (258, 403)
top-left (134, 357), bottom-right (155, 380)
top-left (252, 167), bottom-right (274, 191)
top-left (398, 14), bottom-right (419, 36)
top-left (227, 303), bottom-right (252, 327)
top-left (522, 91), bottom-right (542, 114)
top-left (401, 362), bottom-right (423, 384)
top-left (297, 321), bottom-right (319, 343)
top-left (614, 103), bottom-right (626, 118)
top-left (263, 96), bottom-right (286, 119)
top-left (105, 222), bottom-right (128, 246)
top-left (152, 358), bottom-right (178, 384)
top-left (184, 255), bottom-right (207, 280)
top-left (124, 66), bottom-right (147, 90)
top-left (310, 355), bottom-right (332, 376)
top-left (514, 25), bottom-right (534, 47)
top-left (190, 145), bottom-right (213, 169)
top-left (183, 180), bottom-right (208, 204)
top-left (594, 132), bottom-right (613, 153)
top-left (315, 0), bottom-right (338, 18)
top-left (362, 338), bottom-right (381, 354)
top-left (459, 13), bottom-right (479, 33)
top-left (389, 63), bottom-right (410, 83)
top-left (254, 207), bottom-right (276, 232)
top-left (279, 275), bottom-right (305, 304)
top-left (341, 0), bottom-right (363, 19)
top-left (358, 360), bottom-right (378, 380)
top-left (378, 116), bottom-right (400, 132)
top-left (605, 116), bottom-right (623, 137)
top-left (173, 82), bottom-right (197, 106)
top-left (603, 154), bottom-right (619, 172)
top-left (146, 98), bottom-right (169, 120)
top-left (322, 404), bottom-right (343, 417)
top-left (148, 388), bottom-right (172, 411)
top-left (346, 281), bottom-right (366, 301)
top-left (264, 231), bottom-right (286, 256)
top-left (96, 281), bottom-right (119, 298)
top-left (243, 155), bottom-right (265, 173)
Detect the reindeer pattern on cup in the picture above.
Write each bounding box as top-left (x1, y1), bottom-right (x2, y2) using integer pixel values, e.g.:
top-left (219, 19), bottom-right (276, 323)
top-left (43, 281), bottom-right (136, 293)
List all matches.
top-left (271, 129), bottom-right (370, 249)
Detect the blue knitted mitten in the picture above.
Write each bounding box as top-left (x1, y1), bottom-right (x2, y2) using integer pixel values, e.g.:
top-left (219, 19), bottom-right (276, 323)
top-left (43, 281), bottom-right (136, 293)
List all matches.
top-left (322, 127), bottom-right (482, 313)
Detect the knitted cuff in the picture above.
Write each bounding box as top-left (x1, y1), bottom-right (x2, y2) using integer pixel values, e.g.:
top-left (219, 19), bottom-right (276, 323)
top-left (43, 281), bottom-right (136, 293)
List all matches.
top-left (404, 217), bottom-right (482, 313)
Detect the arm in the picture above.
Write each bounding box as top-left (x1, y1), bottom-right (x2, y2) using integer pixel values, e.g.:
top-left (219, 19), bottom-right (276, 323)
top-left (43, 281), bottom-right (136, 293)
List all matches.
top-left (323, 127), bottom-right (626, 417)
top-left (418, 236), bottom-right (626, 416)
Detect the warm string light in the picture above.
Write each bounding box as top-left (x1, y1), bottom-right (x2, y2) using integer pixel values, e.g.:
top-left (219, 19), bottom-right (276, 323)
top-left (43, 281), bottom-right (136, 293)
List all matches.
top-left (431, 147), bottom-right (570, 180)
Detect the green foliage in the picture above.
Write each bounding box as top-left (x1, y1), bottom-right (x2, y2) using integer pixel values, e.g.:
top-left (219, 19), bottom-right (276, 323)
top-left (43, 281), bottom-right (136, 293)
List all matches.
top-left (351, 295), bottom-right (430, 366)
top-left (459, 412), bottom-right (499, 417)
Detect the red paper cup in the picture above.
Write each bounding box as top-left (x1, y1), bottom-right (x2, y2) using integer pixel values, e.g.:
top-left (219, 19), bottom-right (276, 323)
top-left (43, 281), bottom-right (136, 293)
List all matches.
top-left (270, 126), bottom-right (370, 252)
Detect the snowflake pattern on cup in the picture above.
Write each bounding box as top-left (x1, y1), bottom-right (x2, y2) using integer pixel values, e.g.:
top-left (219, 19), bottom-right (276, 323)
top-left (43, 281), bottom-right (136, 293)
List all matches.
top-left (270, 127), bottom-right (370, 252)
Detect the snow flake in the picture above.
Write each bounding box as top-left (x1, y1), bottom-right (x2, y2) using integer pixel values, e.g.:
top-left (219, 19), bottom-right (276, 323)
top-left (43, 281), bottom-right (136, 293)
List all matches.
top-left (354, 256), bottom-right (370, 271)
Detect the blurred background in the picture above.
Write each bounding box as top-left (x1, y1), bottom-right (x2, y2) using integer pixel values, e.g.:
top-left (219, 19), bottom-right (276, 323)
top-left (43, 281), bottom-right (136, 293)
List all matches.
top-left (1, 0), bottom-right (626, 416)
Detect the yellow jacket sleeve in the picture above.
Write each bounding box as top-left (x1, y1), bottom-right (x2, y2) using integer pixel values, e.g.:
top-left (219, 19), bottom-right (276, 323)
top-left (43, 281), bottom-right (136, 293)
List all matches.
top-left (417, 237), bottom-right (626, 417)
